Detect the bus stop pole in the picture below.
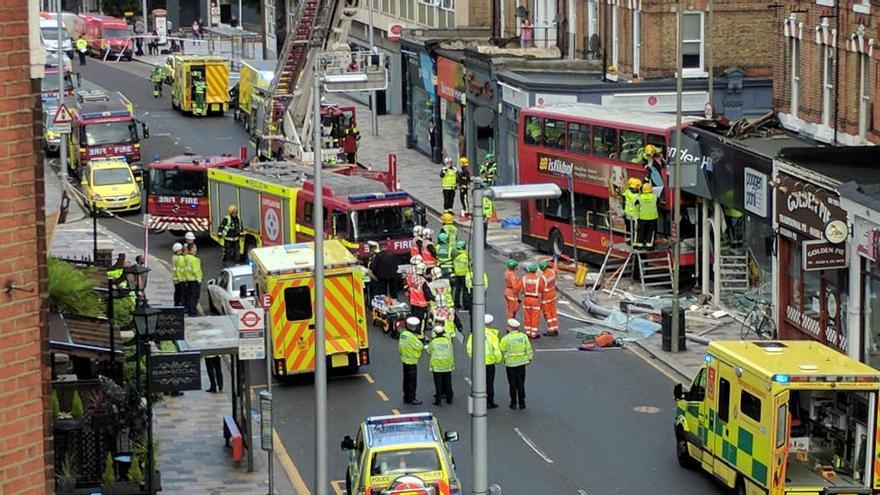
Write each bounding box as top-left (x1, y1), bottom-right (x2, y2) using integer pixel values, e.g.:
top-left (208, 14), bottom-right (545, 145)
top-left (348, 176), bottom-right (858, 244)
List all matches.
top-left (312, 67), bottom-right (328, 495)
top-left (670, 0), bottom-right (684, 353)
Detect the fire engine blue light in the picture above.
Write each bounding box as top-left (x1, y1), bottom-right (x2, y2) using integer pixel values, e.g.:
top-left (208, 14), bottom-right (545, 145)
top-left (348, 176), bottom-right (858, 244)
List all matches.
top-left (347, 191), bottom-right (409, 203)
top-left (773, 374), bottom-right (790, 383)
top-left (705, 355), bottom-right (713, 363)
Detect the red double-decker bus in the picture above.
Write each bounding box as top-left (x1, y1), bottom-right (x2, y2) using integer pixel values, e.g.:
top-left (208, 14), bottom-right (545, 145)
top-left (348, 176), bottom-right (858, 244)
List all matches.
top-left (518, 103), bottom-right (697, 269)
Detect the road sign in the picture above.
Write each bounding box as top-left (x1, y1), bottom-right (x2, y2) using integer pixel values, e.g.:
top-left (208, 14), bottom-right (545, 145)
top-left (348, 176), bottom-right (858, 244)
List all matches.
top-left (261, 293), bottom-right (272, 309)
top-left (239, 310), bottom-right (262, 329)
top-left (235, 308), bottom-right (265, 360)
top-left (53, 103), bottom-right (72, 125)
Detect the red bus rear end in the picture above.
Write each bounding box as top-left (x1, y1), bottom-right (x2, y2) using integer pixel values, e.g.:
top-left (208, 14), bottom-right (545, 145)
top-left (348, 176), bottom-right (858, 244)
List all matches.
top-left (147, 155), bottom-right (242, 235)
top-left (517, 103), bottom-right (696, 271)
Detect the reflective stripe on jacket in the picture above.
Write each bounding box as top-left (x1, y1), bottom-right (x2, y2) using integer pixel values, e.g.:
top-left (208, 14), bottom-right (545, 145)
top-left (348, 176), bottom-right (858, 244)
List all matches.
top-left (623, 189), bottom-right (639, 220)
top-left (504, 269), bottom-right (521, 301)
top-left (398, 330), bottom-right (423, 365)
top-left (408, 276), bottom-right (428, 308)
top-left (522, 273), bottom-right (542, 299)
top-left (453, 251), bottom-right (470, 277)
top-left (542, 267), bottom-right (557, 302)
top-left (637, 192), bottom-right (659, 221)
top-left (428, 336), bottom-right (455, 372)
top-left (466, 326), bottom-right (502, 364)
top-left (500, 331), bottom-right (534, 367)
top-left (441, 168), bottom-right (457, 190)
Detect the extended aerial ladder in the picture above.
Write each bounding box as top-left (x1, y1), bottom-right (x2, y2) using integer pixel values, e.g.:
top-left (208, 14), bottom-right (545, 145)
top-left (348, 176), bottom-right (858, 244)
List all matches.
top-left (257, 0), bottom-right (387, 162)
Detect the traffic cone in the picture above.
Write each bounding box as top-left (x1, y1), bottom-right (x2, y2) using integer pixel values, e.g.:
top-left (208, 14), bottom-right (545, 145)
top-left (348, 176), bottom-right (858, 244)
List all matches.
top-left (490, 210), bottom-right (499, 223)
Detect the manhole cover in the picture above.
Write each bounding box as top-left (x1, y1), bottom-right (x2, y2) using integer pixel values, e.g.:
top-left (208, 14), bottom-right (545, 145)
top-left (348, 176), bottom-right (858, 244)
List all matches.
top-left (632, 405), bottom-right (661, 414)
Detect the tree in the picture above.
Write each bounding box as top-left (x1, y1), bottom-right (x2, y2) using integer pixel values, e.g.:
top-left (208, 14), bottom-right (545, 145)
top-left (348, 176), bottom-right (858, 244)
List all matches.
top-left (47, 257), bottom-right (103, 317)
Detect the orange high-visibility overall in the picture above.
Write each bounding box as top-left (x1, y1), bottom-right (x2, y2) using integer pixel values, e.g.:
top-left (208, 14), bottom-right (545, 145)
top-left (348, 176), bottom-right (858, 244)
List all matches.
top-left (504, 268), bottom-right (522, 319)
top-left (521, 273), bottom-right (544, 338)
top-left (541, 265), bottom-right (559, 335)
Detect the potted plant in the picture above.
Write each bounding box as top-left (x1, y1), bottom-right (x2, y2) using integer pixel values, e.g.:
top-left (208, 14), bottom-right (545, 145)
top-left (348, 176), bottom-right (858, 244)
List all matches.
top-left (56, 452), bottom-right (78, 495)
top-left (132, 433), bottom-right (161, 493)
top-left (54, 390), bottom-right (84, 432)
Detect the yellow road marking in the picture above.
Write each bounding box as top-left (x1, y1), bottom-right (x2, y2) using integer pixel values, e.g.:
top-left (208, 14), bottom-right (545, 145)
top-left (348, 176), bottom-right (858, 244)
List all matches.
top-left (330, 480), bottom-right (346, 495)
top-left (377, 390), bottom-right (389, 402)
top-left (627, 346), bottom-right (683, 383)
top-left (391, 408), bottom-right (401, 415)
top-left (355, 372), bottom-right (374, 384)
top-left (273, 429), bottom-right (311, 494)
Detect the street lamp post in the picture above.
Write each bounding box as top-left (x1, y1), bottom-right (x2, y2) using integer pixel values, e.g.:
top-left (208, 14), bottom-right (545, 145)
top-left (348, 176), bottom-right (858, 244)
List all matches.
top-left (131, 304), bottom-right (160, 495)
top-left (470, 182), bottom-right (561, 495)
top-left (312, 66), bottom-right (328, 495)
top-left (670, 0), bottom-right (685, 352)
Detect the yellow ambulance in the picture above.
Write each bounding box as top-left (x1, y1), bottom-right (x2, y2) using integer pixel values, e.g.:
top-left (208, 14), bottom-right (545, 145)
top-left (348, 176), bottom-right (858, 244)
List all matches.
top-left (170, 55), bottom-right (230, 116)
top-left (249, 241), bottom-right (369, 377)
top-left (674, 340), bottom-right (880, 495)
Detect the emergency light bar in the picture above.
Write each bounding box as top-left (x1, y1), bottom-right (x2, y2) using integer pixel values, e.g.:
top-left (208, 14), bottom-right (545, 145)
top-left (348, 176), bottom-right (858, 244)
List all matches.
top-left (772, 374), bottom-right (880, 383)
top-left (77, 89), bottom-right (109, 102)
top-left (348, 191), bottom-right (409, 203)
top-left (81, 109), bottom-right (132, 120)
top-left (367, 412), bottom-right (433, 426)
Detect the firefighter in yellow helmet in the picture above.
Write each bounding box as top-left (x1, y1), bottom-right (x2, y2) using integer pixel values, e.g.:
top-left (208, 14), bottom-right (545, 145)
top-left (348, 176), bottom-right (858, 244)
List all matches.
top-left (440, 212), bottom-right (457, 243)
top-left (457, 157), bottom-right (471, 220)
top-left (635, 181), bottom-right (659, 248)
top-left (622, 177), bottom-right (642, 246)
top-left (219, 204), bottom-right (241, 265)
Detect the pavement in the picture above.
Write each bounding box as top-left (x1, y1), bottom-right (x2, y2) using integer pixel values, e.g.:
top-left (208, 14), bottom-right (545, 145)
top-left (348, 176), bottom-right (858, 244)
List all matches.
top-left (44, 149), bottom-right (295, 493)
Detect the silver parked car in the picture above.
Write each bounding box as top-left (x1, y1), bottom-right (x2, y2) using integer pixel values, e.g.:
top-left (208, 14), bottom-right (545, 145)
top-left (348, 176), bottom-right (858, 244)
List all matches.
top-left (206, 264), bottom-right (255, 315)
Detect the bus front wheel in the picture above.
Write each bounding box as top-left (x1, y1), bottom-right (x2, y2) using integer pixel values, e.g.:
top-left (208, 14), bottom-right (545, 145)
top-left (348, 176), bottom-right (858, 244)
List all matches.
top-left (548, 229), bottom-right (565, 258)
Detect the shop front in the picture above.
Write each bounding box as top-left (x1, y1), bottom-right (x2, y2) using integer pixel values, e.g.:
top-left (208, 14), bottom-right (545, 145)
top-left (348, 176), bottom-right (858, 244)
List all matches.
top-left (774, 166), bottom-right (850, 355)
top-left (403, 47), bottom-right (437, 159)
top-left (463, 57), bottom-right (496, 176)
top-left (436, 52), bottom-right (466, 163)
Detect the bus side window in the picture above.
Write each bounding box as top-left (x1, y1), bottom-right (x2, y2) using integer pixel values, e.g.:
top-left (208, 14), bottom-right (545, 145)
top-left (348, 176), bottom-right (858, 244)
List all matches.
top-left (524, 116), bottom-right (542, 145)
top-left (543, 119), bottom-right (566, 149)
top-left (592, 126), bottom-right (618, 158)
top-left (619, 130), bottom-right (645, 162)
top-left (567, 123), bottom-right (591, 155)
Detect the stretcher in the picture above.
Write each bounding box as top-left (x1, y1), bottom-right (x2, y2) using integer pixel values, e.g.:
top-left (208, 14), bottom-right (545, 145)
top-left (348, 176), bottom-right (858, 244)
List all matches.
top-left (370, 295), bottom-right (410, 335)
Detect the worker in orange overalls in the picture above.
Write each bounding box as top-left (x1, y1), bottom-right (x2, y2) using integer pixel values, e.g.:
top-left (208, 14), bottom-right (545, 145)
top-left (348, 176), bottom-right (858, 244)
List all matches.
top-left (504, 259), bottom-right (522, 319)
top-left (539, 259), bottom-right (559, 336)
top-left (521, 263), bottom-right (544, 339)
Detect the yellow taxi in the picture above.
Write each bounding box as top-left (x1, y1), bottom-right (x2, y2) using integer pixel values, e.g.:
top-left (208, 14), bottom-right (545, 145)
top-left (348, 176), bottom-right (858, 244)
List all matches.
top-left (81, 158), bottom-right (141, 214)
top-left (341, 413), bottom-right (461, 495)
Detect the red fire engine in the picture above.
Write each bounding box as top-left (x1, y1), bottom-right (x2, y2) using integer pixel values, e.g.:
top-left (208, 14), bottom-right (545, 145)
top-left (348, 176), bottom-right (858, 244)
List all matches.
top-left (146, 154), bottom-right (243, 236)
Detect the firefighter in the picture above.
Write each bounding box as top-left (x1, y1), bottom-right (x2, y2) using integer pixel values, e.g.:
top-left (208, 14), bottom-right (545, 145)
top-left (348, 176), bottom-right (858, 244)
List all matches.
top-left (406, 263), bottom-right (434, 337)
top-left (622, 177), bottom-right (642, 246)
top-left (504, 259), bottom-right (522, 319)
top-left (500, 318), bottom-right (534, 410)
top-left (635, 182), bottom-right (659, 249)
top-left (76, 34), bottom-right (88, 66)
top-left (192, 73), bottom-right (207, 116)
top-left (399, 316), bottom-right (424, 405)
top-left (151, 66), bottom-right (164, 97)
top-left (440, 159), bottom-right (457, 212)
top-left (521, 263), bottom-right (544, 339)
top-left (539, 260), bottom-right (559, 336)
top-left (466, 313), bottom-right (502, 409)
top-left (457, 157), bottom-right (471, 220)
top-left (420, 228), bottom-right (437, 266)
top-left (341, 119), bottom-right (361, 164)
top-left (480, 153), bottom-right (498, 185)
top-left (436, 231), bottom-right (456, 279)
top-left (184, 231), bottom-right (196, 251)
top-left (171, 242), bottom-right (186, 307)
top-left (482, 194), bottom-right (494, 248)
top-left (218, 205), bottom-right (241, 265)
top-left (428, 325), bottom-right (454, 406)
top-left (452, 240), bottom-right (469, 309)
top-left (410, 225), bottom-right (424, 259)
top-left (183, 244), bottom-right (203, 316)
top-left (440, 212), bottom-right (458, 243)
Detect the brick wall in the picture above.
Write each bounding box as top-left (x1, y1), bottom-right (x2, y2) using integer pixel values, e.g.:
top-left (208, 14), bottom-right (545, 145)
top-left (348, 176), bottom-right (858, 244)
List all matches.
top-left (0, 0), bottom-right (51, 493)
top-left (773, 3), bottom-right (879, 145)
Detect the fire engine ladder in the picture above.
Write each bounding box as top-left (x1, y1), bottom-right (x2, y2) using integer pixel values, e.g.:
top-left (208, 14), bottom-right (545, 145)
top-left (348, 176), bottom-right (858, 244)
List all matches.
top-left (592, 243), bottom-right (633, 297)
top-left (718, 246), bottom-right (749, 298)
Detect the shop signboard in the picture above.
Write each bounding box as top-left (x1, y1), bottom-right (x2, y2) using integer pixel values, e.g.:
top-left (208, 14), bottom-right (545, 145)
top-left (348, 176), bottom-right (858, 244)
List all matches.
top-left (437, 57), bottom-right (464, 104)
top-left (153, 307), bottom-right (185, 341)
top-left (775, 175), bottom-right (846, 240)
top-left (743, 167), bottom-right (768, 218)
top-left (418, 52), bottom-right (435, 97)
top-left (600, 91), bottom-right (709, 113)
top-left (802, 239), bottom-right (848, 271)
top-left (536, 152), bottom-right (609, 186)
top-left (149, 352), bottom-right (201, 394)
top-left (855, 217), bottom-right (880, 262)
top-left (501, 84), bottom-right (528, 109)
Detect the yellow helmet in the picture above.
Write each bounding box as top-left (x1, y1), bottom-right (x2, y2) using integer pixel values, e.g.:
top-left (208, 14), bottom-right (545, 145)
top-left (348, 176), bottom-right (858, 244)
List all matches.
top-left (228, 204), bottom-right (238, 214)
top-left (644, 144), bottom-right (658, 157)
top-left (441, 213), bottom-right (454, 224)
top-left (642, 182), bottom-right (653, 193)
top-left (627, 177), bottom-right (642, 190)
top-left (459, 157), bottom-right (469, 167)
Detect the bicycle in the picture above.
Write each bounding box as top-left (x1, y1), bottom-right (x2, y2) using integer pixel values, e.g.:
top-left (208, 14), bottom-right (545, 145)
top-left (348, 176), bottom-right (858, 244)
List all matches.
top-left (740, 295), bottom-right (777, 340)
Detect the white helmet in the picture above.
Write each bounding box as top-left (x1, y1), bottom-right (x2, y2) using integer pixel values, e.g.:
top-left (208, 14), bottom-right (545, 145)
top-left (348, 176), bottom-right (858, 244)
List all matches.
top-left (184, 231), bottom-right (196, 242)
top-left (433, 325), bottom-right (445, 337)
top-left (413, 225), bottom-right (424, 237)
top-left (406, 316), bottom-right (421, 331)
top-left (507, 319), bottom-right (521, 330)
top-left (422, 228), bottom-right (433, 241)
top-left (415, 263), bottom-right (427, 275)
top-left (484, 314), bottom-right (494, 325)
top-left (443, 157), bottom-right (453, 166)
top-left (172, 242), bottom-right (183, 253)
top-left (431, 267), bottom-right (443, 280)
top-left (410, 255), bottom-right (423, 266)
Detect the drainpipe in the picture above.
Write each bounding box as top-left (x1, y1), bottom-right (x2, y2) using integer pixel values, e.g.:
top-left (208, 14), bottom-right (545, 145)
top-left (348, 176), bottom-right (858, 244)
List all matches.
top-left (833, 1), bottom-right (840, 144)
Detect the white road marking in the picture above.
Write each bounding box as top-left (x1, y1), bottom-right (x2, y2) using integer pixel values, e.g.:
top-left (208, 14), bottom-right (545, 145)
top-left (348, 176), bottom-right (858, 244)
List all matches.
top-left (514, 427), bottom-right (554, 464)
top-left (632, 405), bottom-right (661, 414)
top-left (463, 376), bottom-right (472, 386)
top-left (577, 490), bottom-right (588, 495)
top-left (534, 348), bottom-right (579, 353)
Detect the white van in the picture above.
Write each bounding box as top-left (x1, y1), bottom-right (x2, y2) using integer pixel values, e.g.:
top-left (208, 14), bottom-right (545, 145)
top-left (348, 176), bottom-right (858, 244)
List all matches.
top-left (39, 18), bottom-right (73, 53)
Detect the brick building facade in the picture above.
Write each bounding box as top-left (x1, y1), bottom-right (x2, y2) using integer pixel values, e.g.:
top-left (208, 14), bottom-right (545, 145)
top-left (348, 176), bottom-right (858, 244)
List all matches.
top-left (774, 1), bottom-right (877, 145)
top-left (0, 0), bottom-right (51, 493)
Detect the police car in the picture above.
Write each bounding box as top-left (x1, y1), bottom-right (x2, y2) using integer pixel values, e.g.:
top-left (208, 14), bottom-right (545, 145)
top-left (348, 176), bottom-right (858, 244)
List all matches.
top-left (341, 412), bottom-right (461, 494)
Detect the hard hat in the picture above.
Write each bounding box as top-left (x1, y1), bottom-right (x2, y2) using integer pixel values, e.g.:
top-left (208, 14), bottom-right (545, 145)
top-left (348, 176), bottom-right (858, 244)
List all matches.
top-left (456, 240), bottom-right (466, 250)
top-left (184, 231), bottom-right (196, 242)
top-left (507, 319), bottom-right (521, 330)
top-left (627, 177), bottom-right (642, 189)
top-left (538, 260), bottom-right (548, 271)
top-left (422, 228), bottom-right (433, 240)
top-left (444, 157), bottom-right (453, 166)
top-left (416, 263), bottom-right (426, 275)
top-left (484, 314), bottom-right (494, 325)
top-left (459, 157), bottom-right (469, 167)
top-left (413, 225), bottom-right (424, 237)
top-left (431, 267), bottom-right (443, 280)
top-left (485, 153), bottom-right (494, 160)
top-left (441, 213), bottom-right (454, 224)
top-left (527, 263), bottom-right (538, 273)
top-left (406, 317), bottom-right (421, 331)
top-left (644, 144), bottom-right (658, 157)
top-left (433, 326), bottom-right (445, 337)
top-left (438, 232), bottom-right (449, 243)
top-left (410, 255), bottom-right (423, 265)
top-left (367, 240), bottom-right (380, 253)
top-left (228, 204), bottom-right (238, 214)
top-left (506, 259), bottom-right (518, 269)
top-left (172, 242), bottom-right (183, 252)
top-left (642, 182), bottom-right (653, 193)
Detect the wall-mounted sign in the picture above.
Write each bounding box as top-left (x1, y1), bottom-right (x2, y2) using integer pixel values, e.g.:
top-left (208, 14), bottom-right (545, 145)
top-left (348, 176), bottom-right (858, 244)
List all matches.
top-left (149, 352), bottom-right (201, 394)
top-left (775, 174), bottom-right (845, 240)
top-left (802, 239), bottom-right (848, 271)
top-left (388, 24), bottom-right (402, 40)
top-left (535, 93), bottom-right (577, 106)
top-left (823, 219), bottom-right (848, 244)
top-left (600, 91), bottom-right (709, 113)
top-left (501, 84), bottom-right (528, 109)
top-left (743, 168), bottom-right (767, 218)
top-left (152, 307), bottom-right (186, 341)
top-left (235, 308), bottom-right (265, 360)
top-left (436, 57), bottom-right (465, 104)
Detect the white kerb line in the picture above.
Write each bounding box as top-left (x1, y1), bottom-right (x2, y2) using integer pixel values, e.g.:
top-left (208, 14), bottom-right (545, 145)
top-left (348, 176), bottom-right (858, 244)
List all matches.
top-left (513, 427), bottom-right (554, 464)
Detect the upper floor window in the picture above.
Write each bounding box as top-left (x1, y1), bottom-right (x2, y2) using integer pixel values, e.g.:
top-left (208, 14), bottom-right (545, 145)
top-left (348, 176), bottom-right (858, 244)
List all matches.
top-left (682, 12), bottom-right (705, 76)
